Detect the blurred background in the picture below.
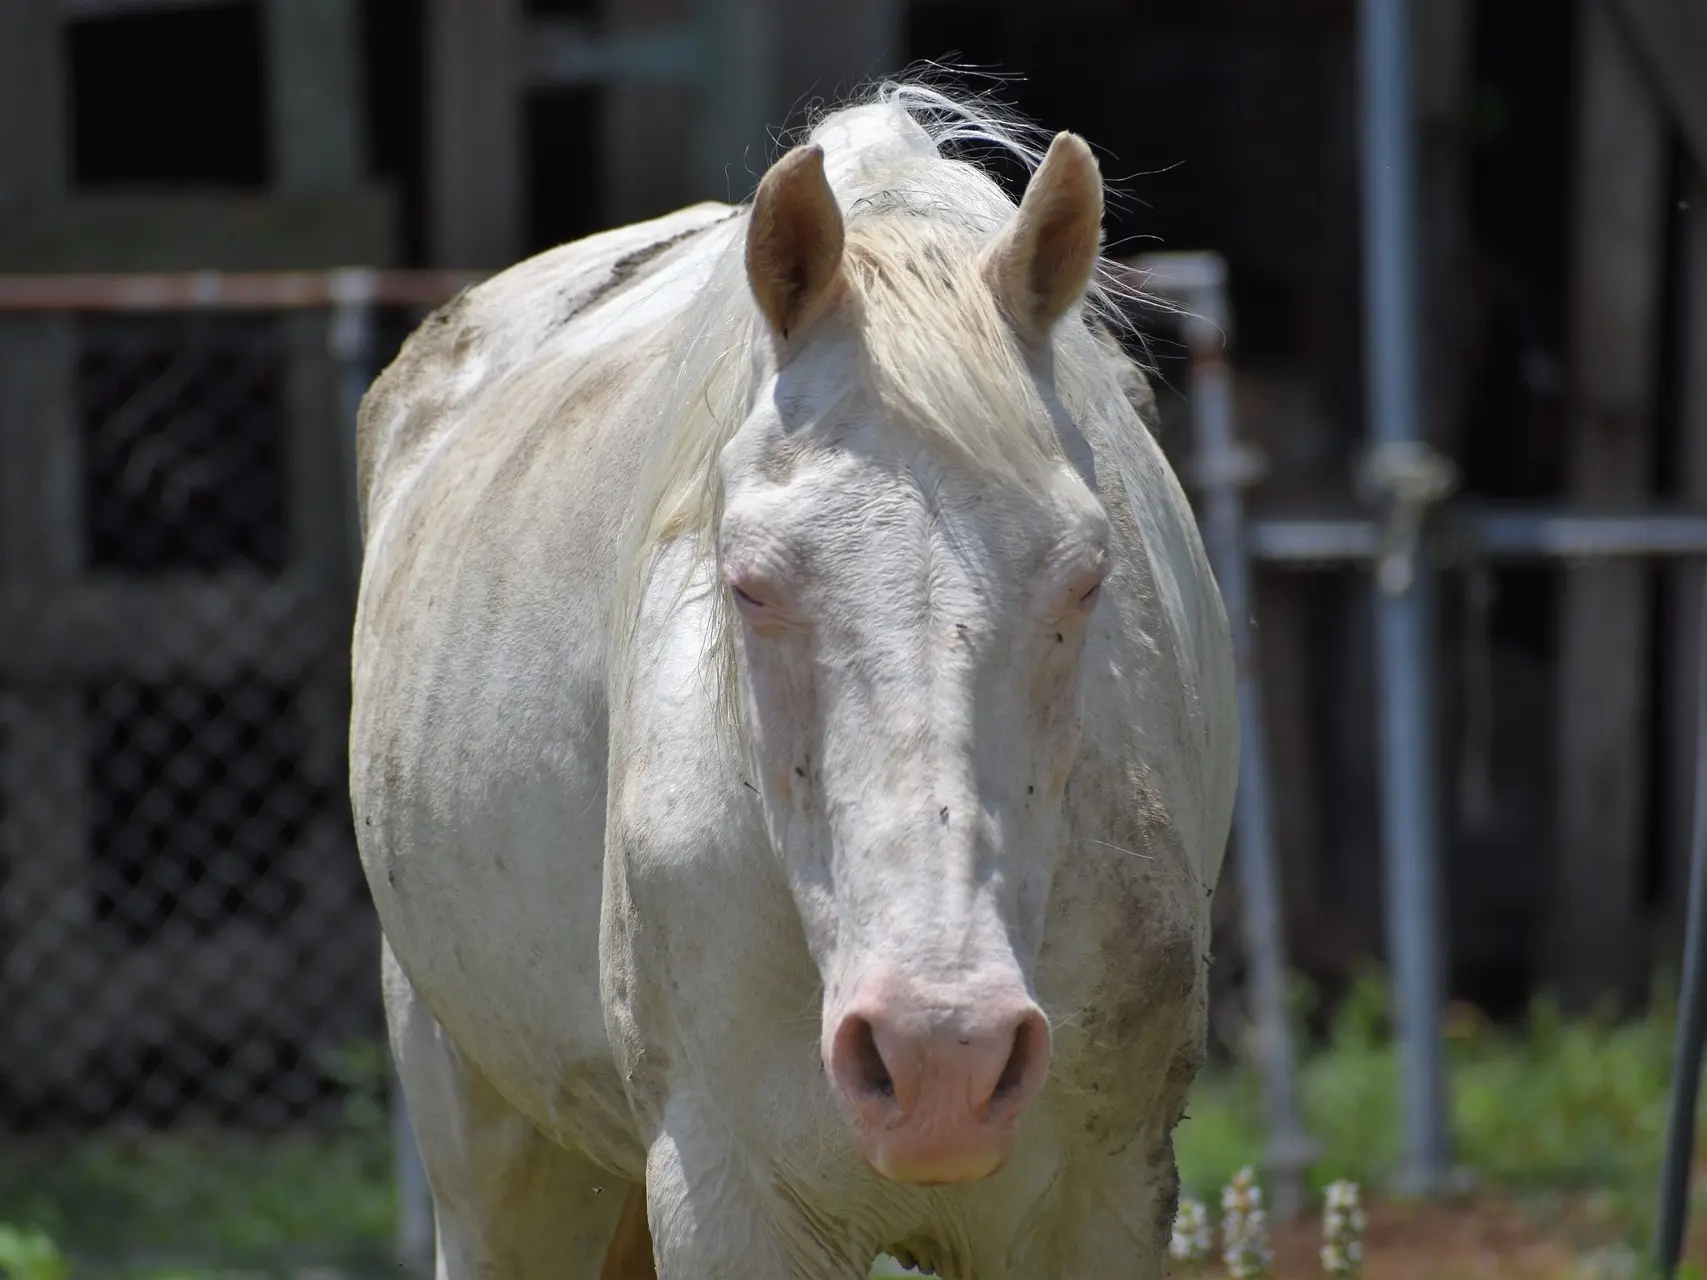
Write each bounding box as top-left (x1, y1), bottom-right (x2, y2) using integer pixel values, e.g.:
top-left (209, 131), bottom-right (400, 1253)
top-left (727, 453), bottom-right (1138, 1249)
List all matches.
top-left (1, 0), bottom-right (1705, 1275)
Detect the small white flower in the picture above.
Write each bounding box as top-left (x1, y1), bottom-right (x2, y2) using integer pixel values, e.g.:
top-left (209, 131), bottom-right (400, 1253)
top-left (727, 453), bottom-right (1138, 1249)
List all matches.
top-left (1320, 1179), bottom-right (1366, 1279)
top-left (1170, 1197), bottom-right (1211, 1263)
top-left (1219, 1167), bottom-right (1272, 1279)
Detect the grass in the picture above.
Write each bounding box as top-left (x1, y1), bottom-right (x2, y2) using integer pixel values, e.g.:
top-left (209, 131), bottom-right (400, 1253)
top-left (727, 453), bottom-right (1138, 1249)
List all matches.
top-left (1, 971), bottom-right (1698, 1275)
top-left (0, 1129), bottom-right (394, 1275)
top-left (1175, 969), bottom-right (1691, 1253)
top-left (0, 1042), bottom-right (396, 1277)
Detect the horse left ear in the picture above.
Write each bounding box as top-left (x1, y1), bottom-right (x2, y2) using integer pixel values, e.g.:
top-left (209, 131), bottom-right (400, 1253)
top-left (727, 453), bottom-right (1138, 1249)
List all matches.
top-left (747, 144), bottom-right (845, 340)
top-left (983, 132), bottom-right (1104, 338)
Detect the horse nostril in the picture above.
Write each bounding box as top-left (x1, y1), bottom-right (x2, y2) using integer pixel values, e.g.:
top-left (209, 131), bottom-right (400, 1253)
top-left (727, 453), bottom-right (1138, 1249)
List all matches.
top-left (994, 1022), bottom-right (1029, 1098)
top-left (846, 1016), bottom-right (894, 1099)
top-left (991, 1010), bottom-right (1049, 1107)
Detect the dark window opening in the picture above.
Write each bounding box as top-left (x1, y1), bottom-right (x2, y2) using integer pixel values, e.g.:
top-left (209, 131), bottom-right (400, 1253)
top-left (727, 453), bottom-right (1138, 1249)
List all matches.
top-left (69, 3), bottom-right (269, 189)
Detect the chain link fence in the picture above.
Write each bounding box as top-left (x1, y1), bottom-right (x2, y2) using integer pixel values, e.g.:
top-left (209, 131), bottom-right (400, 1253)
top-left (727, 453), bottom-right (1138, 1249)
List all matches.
top-left (0, 277), bottom-right (472, 1269)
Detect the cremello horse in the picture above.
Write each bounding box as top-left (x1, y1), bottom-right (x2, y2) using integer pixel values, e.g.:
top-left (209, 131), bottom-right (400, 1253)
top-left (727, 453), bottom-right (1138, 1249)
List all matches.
top-left (350, 83), bottom-right (1237, 1280)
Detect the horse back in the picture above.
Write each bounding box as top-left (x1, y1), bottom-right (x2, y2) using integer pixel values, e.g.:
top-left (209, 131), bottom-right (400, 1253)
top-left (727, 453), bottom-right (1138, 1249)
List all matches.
top-left (354, 202), bottom-right (738, 543)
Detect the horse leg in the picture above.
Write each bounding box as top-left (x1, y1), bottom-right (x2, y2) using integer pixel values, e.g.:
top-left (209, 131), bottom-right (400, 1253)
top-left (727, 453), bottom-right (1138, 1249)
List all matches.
top-left (1001, 1141), bottom-right (1178, 1280)
top-left (385, 941), bottom-right (639, 1280)
top-left (643, 1095), bottom-right (870, 1280)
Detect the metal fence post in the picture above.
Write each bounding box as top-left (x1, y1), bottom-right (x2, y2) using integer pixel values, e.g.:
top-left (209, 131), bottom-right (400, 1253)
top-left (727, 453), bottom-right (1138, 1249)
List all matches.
top-left (1358, 0), bottom-right (1453, 1194)
top-left (1175, 254), bottom-right (1318, 1218)
top-left (1655, 573), bottom-right (1707, 1278)
top-left (1114, 251), bottom-right (1317, 1215)
top-left (328, 271), bottom-right (437, 1273)
top-left (391, 1066), bottom-right (438, 1274)
top-left (329, 269), bottom-right (375, 566)
top-left (1654, 162), bottom-right (1707, 1280)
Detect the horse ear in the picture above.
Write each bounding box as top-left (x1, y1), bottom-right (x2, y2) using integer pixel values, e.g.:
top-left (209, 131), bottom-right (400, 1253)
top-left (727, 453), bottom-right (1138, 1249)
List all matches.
top-left (983, 132), bottom-right (1104, 338)
top-left (746, 144), bottom-right (845, 340)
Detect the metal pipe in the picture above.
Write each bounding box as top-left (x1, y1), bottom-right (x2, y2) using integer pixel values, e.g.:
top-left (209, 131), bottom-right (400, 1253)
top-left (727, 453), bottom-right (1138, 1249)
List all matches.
top-left (1465, 510), bottom-right (1707, 559)
top-left (1245, 510), bottom-right (1707, 566)
top-left (391, 1072), bottom-right (437, 1274)
top-left (329, 270), bottom-right (377, 568)
top-left (0, 268), bottom-right (487, 312)
top-left (1247, 517), bottom-right (1382, 566)
top-left (1654, 574), bottom-right (1707, 1278)
top-left (1176, 255), bottom-right (1316, 1219)
top-left (1359, 0), bottom-right (1452, 1194)
top-left (328, 283), bottom-right (436, 1273)
top-left (1653, 165), bottom-right (1707, 1280)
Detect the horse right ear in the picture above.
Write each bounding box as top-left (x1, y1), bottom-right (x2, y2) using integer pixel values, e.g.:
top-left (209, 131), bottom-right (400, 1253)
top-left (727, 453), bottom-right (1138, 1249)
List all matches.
top-left (981, 131), bottom-right (1103, 340)
top-left (746, 144), bottom-right (845, 341)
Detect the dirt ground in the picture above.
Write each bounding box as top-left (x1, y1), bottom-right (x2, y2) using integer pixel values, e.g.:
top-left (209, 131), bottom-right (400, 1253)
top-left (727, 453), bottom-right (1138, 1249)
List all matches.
top-left (1263, 1196), bottom-right (1596, 1280)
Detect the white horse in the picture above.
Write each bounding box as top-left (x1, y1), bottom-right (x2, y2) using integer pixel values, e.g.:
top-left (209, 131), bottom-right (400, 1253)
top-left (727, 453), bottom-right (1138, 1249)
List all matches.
top-left (350, 83), bottom-right (1237, 1280)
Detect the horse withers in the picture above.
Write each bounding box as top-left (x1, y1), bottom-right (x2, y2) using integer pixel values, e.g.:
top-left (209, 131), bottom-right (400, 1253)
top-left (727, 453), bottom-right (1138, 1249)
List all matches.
top-left (349, 83), bottom-right (1238, 1279)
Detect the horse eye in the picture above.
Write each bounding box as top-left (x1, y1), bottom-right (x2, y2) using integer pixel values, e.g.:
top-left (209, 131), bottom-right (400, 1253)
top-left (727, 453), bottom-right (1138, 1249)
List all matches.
top-left (732, 584), bottom-right (765, 609)
top-left (1079, 582), bottom-right (1103, 606)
